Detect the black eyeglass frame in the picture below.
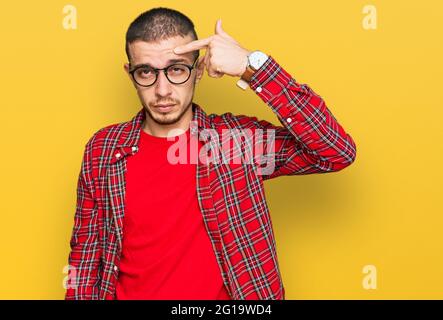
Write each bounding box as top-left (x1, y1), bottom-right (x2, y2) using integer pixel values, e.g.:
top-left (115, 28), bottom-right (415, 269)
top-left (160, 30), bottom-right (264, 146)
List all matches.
top-left (128, 57), bottom-right (199, 87)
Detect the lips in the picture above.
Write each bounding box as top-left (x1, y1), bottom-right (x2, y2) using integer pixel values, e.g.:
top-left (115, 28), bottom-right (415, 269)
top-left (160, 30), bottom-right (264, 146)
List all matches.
top-left (154, 103), bottom-right (175, 113)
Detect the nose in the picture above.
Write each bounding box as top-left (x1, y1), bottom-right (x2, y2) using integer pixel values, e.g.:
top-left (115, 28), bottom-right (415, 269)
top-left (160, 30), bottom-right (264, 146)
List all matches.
top-left (154, 70), bottom-right (173, 97)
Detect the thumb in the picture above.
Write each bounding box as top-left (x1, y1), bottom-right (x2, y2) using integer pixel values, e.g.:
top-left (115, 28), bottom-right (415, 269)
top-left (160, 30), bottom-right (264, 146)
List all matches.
top-left (215, 18), bottom-right (230, 38)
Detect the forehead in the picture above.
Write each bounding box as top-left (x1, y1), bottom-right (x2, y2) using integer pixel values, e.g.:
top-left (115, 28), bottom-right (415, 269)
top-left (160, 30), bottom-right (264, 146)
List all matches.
top-left (128, 35), bottom-right (195, 67)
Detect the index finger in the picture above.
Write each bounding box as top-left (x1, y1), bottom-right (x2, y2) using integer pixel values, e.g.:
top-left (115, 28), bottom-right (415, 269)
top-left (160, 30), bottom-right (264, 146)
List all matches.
top-left (173, 36), bottom-right (213, 55)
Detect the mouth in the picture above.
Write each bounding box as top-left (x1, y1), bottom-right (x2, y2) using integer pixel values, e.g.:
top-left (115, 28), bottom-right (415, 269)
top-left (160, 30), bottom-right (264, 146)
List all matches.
top-left (153, 103), bottom-right (176, 113)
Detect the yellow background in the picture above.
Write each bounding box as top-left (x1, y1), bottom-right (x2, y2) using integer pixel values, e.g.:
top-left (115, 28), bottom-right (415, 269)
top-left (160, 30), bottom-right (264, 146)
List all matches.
top-left (0, 0), bottom-right (442, 299)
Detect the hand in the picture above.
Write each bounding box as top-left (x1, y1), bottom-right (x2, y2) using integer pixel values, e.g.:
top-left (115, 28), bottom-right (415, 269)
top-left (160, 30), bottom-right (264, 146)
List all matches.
top-left (173, 19), bottom-right (251, 78)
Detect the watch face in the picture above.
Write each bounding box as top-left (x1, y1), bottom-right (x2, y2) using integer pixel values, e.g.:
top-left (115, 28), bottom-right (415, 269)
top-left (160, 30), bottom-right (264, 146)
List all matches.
top-left (249, 51), bottom-right (269, 70)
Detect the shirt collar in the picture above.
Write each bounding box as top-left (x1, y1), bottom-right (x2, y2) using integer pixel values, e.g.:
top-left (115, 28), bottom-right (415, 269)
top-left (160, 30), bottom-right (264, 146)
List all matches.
top-left (115, 101), bottom-right (211, 149)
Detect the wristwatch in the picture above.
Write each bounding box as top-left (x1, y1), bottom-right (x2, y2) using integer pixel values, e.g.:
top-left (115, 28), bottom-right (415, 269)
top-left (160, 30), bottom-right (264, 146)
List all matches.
top-left (236, 50), bottom-right (269, 90)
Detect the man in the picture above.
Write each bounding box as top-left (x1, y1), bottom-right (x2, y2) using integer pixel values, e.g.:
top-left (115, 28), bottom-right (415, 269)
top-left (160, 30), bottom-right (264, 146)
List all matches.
top-left (65, 7), bottom-right (356, 300)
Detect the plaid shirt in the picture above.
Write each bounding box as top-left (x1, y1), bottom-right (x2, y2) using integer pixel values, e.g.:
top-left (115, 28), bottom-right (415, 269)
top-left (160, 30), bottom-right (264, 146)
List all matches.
top-left (65, 56), bottom-right (356, 300)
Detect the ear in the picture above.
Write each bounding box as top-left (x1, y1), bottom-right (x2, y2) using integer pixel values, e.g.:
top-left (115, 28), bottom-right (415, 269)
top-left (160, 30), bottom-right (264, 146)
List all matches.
top-left (124, 63), bottom-right (137, 88)
top-left (195, 55), bottom-right (206, 84)
top-left (123, 62), bottom-right (130, 76)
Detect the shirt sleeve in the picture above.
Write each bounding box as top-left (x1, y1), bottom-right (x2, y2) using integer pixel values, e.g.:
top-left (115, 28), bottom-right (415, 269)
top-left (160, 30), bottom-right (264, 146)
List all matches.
top-left (65, 139), bottom-right (102, 299)
top-left (245, 55), bottom-right (357, 180)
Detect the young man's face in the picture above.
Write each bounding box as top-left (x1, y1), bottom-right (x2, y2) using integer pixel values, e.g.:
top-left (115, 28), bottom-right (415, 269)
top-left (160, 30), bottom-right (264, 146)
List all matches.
top-left (124, 34), bottom-right (205, 125)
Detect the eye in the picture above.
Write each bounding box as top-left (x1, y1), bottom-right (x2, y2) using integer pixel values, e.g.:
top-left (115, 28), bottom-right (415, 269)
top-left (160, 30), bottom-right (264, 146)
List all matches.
top-left (169, 65), bottom-right (186, 74)
top-left (135, 67), bottom-right (155, 79)
top-left (141, 68), bottom-right (153, 75)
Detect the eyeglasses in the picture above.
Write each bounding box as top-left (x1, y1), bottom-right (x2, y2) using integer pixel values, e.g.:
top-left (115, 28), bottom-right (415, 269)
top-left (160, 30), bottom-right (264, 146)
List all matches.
top-left (129, 57), bottom-right (198, 87)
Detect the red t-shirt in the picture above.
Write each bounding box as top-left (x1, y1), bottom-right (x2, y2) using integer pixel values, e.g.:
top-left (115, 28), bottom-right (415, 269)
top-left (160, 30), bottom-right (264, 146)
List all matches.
top-left (115, 127), bottom-right (231, 300)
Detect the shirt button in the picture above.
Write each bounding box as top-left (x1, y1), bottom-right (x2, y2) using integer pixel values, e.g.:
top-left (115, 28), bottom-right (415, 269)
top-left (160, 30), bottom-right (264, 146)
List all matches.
top-left (286, 117), bottom-right (292, 123)
top-left (114, 265), bottom-right (118, 272)
top-left (115, 153), bottom-right (121, 159)
top-left (131, 146), bottom-right (138, 153)
top-left (256, 86), bottom-right (262, 93)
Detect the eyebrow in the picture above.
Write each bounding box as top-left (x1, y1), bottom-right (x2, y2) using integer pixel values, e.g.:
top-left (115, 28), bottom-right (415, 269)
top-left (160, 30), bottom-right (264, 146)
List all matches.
top-left (130, 58), bottom-right (191, 69)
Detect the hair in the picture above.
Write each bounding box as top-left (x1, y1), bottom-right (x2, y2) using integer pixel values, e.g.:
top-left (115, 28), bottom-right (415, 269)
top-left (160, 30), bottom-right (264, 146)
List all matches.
top-left (125, 7), bottom-right (199, 63)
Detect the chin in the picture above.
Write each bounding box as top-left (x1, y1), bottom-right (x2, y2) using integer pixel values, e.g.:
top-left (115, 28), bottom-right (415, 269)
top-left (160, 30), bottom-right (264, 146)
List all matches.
top-left (144, 102), bottom-right (189, 125)
top-left (152, 110), bottom-right (182, 125)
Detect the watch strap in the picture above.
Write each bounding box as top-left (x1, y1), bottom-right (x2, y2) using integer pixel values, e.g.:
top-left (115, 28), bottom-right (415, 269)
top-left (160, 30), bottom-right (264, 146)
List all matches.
top-left (241, 64), bottom-right (256, 83)
top-left (236, 64), bottom-right (256, 90)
